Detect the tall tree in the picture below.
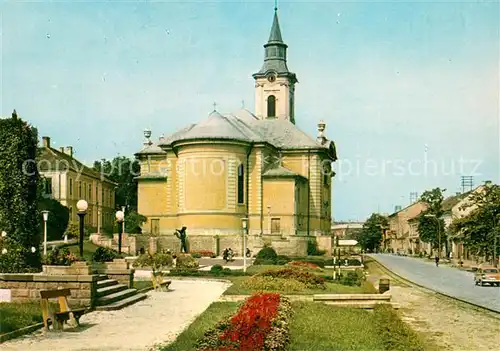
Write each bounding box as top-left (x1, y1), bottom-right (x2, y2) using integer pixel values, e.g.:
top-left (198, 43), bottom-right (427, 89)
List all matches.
top-left (450, 183), bottom-right (500, 259)
top-left (93, 156), bottom-right (140, 210)
top-left (0, 110), bottom-right (41, 272)
top-left (358, 213), bottom-right (388, 252)
top-left (417, 188), bottom-right (446, 252)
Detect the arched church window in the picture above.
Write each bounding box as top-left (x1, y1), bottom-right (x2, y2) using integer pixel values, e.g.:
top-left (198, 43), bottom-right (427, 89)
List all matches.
top-left (267, 95), bottom-right (276, 118)
top-left (237, 164), bottom-right (245, 204)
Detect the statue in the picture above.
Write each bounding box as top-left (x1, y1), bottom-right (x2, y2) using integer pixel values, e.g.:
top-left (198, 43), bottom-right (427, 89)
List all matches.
top-left (174, 226), bottom-right (188, 253)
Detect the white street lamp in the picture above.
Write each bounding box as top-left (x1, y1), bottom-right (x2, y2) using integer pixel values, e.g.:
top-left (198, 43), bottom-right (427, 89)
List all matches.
top-left (116, 210), bottom-right (125, 254)
top-left (41, 210), bottom-right (49, 256)
top-left (77, 199), bottom-right (88, 258)
top-left (121, 206), bottom-right (126, 235)
top-left (241, 218), bottom-right (248, 273)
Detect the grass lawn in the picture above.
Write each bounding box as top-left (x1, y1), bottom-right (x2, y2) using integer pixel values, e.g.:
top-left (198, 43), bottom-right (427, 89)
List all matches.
top-left (160, 302), bottom-right (239, 351)
top-left (289, 302), bottom-right (433, 351)
top-left (223, 276), bottom-right (375, 295)
top-left (0, 301), bottom-right (51, 334)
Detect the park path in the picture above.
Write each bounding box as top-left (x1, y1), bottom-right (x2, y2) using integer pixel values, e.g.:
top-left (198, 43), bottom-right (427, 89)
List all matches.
top-left (371, 254), bottom-right (500, 312)
top-left (2, 279), bottom-right (230, 351)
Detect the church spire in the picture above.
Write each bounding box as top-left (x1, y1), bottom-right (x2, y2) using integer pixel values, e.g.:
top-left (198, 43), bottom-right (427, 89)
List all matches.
top-left (268, 8), bottom-right (283, 43)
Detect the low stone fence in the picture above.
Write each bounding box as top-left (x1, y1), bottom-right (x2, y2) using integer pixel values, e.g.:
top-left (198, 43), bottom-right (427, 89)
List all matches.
top-left (313, 293), bottom-right (398, 309)
top-left (92, 259), bottom-right (134, 288)
top-left (0, 262), bottom-right (98, 307)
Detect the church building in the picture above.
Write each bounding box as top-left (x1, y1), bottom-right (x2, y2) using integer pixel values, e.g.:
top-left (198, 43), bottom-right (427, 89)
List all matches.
top-left (135, 9), bottom-right (337, 256)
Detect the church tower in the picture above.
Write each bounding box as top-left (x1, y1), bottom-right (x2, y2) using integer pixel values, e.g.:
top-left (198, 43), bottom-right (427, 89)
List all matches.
top-left (253, 8), bottom-right (298, 124)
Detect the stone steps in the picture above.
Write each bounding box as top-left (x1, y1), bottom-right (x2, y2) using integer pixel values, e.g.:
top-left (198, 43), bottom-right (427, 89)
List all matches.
top-left (96, 283), bottom-right (128, 297)
top-left (93, 274), bottom-right (147, 310)
top-left (95, 293), bottom-right (148, 311)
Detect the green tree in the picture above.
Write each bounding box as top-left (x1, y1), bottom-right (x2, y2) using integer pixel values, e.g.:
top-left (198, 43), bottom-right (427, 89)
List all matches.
top-left (38, 197), bottom-right (70, 241)
top-left (125, 211), bottom-right (147, 234)
top-left (358, 214), bottom-right (388, 252)
top-left (450, 182), bottom-right (500, 260)
top-left (0, 110), bottom-right (41, 272)
top-left (417, 188), bottom-right (446, 254)
top-left (93, 156), bottom-right (140, 210)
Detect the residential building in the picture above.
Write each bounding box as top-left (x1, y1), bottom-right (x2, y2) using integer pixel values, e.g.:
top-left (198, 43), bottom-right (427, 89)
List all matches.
top-left (387, 201), bottom-right (428, 253)
top-left (39, 136), bottom-right (117, 231)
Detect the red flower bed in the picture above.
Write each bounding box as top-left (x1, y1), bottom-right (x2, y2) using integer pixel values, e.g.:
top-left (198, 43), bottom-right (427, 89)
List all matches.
top-left (196, 293), bottom-right (293, 351)
top-left (192, 250), bottom-right (216, 257)
top-left (287, 261), bottom-right (320, 269)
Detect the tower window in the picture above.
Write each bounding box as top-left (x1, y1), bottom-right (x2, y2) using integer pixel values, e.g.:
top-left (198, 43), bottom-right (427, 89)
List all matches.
top-left (267, 95), bottom-right (276, 117)
top-left (237, 164), bottom-right (245, 204)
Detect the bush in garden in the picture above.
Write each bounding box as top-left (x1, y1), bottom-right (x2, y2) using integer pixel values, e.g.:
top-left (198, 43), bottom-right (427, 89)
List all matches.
top-left (191, 250), bottom-right (216, 258)
top-left (307, 240), bottom-right (326, 256)
top-left (92, 246), bottom-right (120, 263)
top-left (253, 258), bottom-right (277, 266)
top-left (339, 269), bottom-right (366, 287)
top-left (210, 264), bottom-right (223, 273)
top-left (134, 252), bottom-right (173, 272)
top-left (256, 247), bottom-right (278, 261)
top-left (243, 276), bottom-right (306, 292)
top-left (191, 252), bottom-right (202, 258)
top-left (0, 112), bottom-right (41, 272)
top-left (257, 267), bottom-right (326, 289)
top-left (176, 254), bottom-right (199, 269)
top-left (42, 247), bottom-right (78, 266)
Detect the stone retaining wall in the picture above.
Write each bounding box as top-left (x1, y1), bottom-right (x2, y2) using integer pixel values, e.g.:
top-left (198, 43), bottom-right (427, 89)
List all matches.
top-left (0, 263), bottom-right (98, 307)
top-left (93, 259), bottom-right (134, 288)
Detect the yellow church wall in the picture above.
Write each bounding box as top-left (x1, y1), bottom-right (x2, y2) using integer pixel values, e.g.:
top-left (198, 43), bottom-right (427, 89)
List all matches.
top-left (137, 180), bottom-right (168, 217)
top-left (263, 178), bottom-right (296, 235)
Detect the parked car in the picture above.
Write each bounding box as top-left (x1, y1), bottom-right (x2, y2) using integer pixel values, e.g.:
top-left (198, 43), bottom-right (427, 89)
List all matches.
top-left (474, 265), bottom-right (500, 287)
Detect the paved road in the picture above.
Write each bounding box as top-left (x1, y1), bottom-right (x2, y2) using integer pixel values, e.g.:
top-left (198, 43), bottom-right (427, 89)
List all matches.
top-left (370, 254), bottom-right (500, 313)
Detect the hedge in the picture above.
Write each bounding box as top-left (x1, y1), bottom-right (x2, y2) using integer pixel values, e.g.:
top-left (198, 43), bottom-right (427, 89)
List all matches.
top-left (0, 112), bottom-right (41, 272)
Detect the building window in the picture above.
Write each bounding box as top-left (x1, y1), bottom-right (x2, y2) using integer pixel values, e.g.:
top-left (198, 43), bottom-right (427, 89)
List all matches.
top-left (43, 177), bottom-right (52, 195)
top-left (151, 219), bottom-right (160, 235)
top-left (271, 218), bottom-right (281, 234)
top-left (88, 184), bottom-right (92, 201)
top-left (237, 164), bottom-right (244, 204)
top-left (267, 95), bottom-right (276, 117)
top-left (323, 174), bottom-right (329, 187)
top-left (78, 182), bottom-right (82, 198)
top-left (69, 178), bottom-right (73, 196)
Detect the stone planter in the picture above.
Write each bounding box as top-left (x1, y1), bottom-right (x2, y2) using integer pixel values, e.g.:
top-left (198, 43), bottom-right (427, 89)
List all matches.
top-left (43, 261), bottom-right (92, 276)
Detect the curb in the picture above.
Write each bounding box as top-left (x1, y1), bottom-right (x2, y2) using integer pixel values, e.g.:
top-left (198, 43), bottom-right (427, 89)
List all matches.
top-left (367, 255), bottom-right (500, 315)
top-left (0, 322), bottom-right (44, 344)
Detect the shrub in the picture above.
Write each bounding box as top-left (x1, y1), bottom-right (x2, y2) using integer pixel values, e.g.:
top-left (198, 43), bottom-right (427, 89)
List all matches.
top-left (290, 257), bottom-right (326, 268)
top-left (168, 268), bottom-right (247, 277)
top-left (176, 254), bottom-right (199, 269)
top-left (253, 258), bottom-right (277, 266)
top-left (43, 247), bottom-right (78, 266)
top-left (192, 250), bottom-right (215, 258)
top-left (92, 246), bottom-right (120, 263)
top-left (210, 264), bottom-right (223, 272)
top-left (64, 223), bottom-right (80, 239)
top-left (307, 241), bottom-right (326, 256)
top-left (134, 252), bottom-right (173, 272)
top-left (243, 276), bottom-right (306, 292)
top-left (339, 269), bottom-right (366, 287)
top-left (191, 252), bottom-right (202, 258)
top-left (256, 247), bottom-right (278, 261)
top-left (258, 267), bottom-right (326, 289)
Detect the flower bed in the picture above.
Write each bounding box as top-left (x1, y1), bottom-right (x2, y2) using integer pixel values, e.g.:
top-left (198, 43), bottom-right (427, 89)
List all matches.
top-left (196, 293), bottom-right (293, 351)
top-left (287, 261), bottom-right (320, 269)
top-left (257, 268), bottom-right (326, 289)
top-left (191, 250), bottom-right (217, 258)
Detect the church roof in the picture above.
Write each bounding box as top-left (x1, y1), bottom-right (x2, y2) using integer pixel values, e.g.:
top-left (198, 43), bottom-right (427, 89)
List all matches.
top-left (263, 165), bottom-right (306, 179)
top-left (268, 10), bottom-right (283, 43)
top-left (155, 109), bottom-right (330, 152)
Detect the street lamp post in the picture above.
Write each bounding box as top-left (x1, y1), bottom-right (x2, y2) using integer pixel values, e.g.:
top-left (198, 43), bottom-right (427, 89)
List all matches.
top-left (41, 210), bottom-right (49, 256)
top-left (242, 218), bottom-right (248, 273)
top-left (76, 200), bottom-right (88, 258)
top-left (121, 206), bottom-right (126, 235)
top-left (116, 210), bottom-right (125, 254)
top-left (425, 214), bottom-right (441, 259)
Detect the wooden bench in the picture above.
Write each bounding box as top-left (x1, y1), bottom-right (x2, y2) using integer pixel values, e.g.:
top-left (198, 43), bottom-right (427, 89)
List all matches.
top-left (151, 274), bottom-right (171, 291)
top-left (40, 288), bottom-right (86, 331)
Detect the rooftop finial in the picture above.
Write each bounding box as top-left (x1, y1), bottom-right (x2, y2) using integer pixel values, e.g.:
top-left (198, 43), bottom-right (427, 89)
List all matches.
top-left (274, 0), bottom-right (278, 12)
top-left (144, 128), bottom-right (152, 146)
top-left (213, 102), bottom-right (217, 111)
top-left (12, 109), bottom-right (17, 119)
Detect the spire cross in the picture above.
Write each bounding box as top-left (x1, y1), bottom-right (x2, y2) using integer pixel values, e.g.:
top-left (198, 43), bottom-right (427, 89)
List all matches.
top-left (274, 0), bottom-right (278, 11)
top-left (213, 102), bottom-right (217, 111)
